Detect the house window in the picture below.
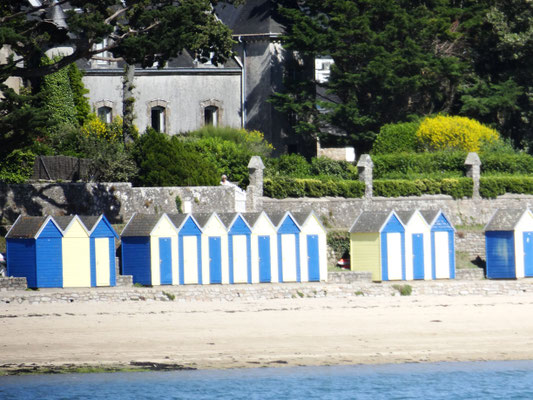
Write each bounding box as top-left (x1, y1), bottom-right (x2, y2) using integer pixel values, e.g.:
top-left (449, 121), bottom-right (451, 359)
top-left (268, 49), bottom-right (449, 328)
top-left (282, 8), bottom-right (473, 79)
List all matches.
top-left (151, 106), bottom-right (166, 132)
top-left (97, 106), bottom-right (112, 124)
top-left (94, 39), bottom-right (111, 65)
top-left (204, 106), bottom-right (218, 127)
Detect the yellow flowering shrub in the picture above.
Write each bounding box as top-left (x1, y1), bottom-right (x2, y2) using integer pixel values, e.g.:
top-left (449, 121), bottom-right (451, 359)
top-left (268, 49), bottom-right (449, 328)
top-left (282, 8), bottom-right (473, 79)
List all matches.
top-left (81, 114), bottom-right (127, 142)
top-left (416, 115), bottom-right (499, 152)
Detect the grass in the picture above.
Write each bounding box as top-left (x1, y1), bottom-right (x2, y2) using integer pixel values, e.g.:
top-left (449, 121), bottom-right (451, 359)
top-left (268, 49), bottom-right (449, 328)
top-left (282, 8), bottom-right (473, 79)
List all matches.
top-left (0, 236), bottom-right (5, 253)
top-left (162, 291), bottom-right (175, 301)
top-left (456, 251), bottom-right (485, 269)
top-left (392, 284), bottom-right (412, 296)
top-left (455, 224), bottom-right (485, 232)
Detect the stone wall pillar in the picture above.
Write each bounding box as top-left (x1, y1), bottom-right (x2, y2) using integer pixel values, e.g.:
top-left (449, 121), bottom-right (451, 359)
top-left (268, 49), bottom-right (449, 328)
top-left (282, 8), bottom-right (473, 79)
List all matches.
top-left (246, 156), bottom-right (265, 212)
top-left (357, 154), bottom-right (374, 199)
top-left (465, 152), bottom-right (481, 199)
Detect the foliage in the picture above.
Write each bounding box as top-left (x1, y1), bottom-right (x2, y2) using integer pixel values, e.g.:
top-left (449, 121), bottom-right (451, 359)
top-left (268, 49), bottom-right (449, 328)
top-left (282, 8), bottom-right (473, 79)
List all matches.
top-left (264, 178), bottom-right (364, 199)
top-left (82, 114), bottom-right (123, 142)
top-left (0, 149), bottom-right (36, 183)
top-left (416, 115), bottom-right (499, 152)
top-left (327, 231), bottom-right (350, 260)
top-left (40, 56), bottom-right (78, 130)
top-left (372, 121), bottom-right (421, 155)
top-left (133, 129), bottom-right (218, 187)
top-left (265, 154), bottom-right (312, 178)
top-left (310, 157), bottom-right (357, 180)
top-left (480, 153), bottom-right (533, 175)
top-left (392, 284), bottom-right (412, 296)
top-left (175, 196), bottom-right (183, 213)
top-left (480, 176), bottom-right (533, 199)
top-left (373, 178), bottom-right (473, 199)
top-left (67, 63), bottom-right (90, 126)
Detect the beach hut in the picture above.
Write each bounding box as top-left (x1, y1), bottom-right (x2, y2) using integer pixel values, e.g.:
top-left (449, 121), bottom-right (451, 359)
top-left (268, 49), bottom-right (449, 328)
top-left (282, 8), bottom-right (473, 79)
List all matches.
top-left (194, 213), bottom-right (228, 284)
top-left (168, 214), bottom-right (203, 285)
top-left (396, 210), bottom-right (432, 281)
top-left (243, 211), bottom-right (278, 283)
top-left (268, 211), bottom-right (302, 283)
top-left (121, 213), bottom-right (178, 285)
top-left (421, 209), bottom-right (456, 279)
top-left (79, 215), bottom-right (118, 287)
top-left (55, 215), bottom-right (92, 288)
top-left (218, 213), bottom-right (252, 284)
top-left (292, 211), bottom-right (328, 282)
top-left (6, 215), bottom-right (63, 288)
top-left (484, 208), bottom-right (533, 279)
top-left (349, 210), bottom-right (406, 281)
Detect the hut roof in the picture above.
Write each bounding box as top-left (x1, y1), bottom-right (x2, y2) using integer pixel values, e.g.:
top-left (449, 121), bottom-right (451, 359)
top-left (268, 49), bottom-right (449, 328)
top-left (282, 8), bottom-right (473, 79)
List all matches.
top-left (349, 211), bottom-right (393, 233)
top-left (420, 209), bottom-right (441, 226)
top-left (485, 209), bottom-right (526, 231)
top-left (167, 213), bottom-right (189, 230)
top-left (191, 213), bottom-right (213, 229)
top-left (396, 210), bottom-right (417, 225)
top-left (266, 211), bottom-right (288, 228)
top-left (78, 215), bottom-right (101, 232)
top-left (217, 212), bottom-right (239, 229)
top-left (53, 215), bottom-right (76, 231)
top-left (292, 211), bottom-right (312, 227)
top-left (242, 212), bottom-right (262, 228)
top-left (6, 216), bottom-right (49, 239)
top-left (121, 214), bottom-right (162, 237)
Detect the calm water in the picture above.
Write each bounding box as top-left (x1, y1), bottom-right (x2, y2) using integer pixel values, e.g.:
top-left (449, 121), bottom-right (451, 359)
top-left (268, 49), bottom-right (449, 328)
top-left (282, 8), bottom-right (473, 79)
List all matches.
top-left (1, 361), bottom-right (533, 400)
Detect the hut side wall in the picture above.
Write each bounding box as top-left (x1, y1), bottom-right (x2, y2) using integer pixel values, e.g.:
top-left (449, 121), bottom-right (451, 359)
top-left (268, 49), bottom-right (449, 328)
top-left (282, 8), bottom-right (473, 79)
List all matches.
top-left (350, 233), bottom-right (381, 281)
top-left (122, 237), bottom-right (152, 285)
top-left (486, 231), bottom-right (516, 279)
top-left (513, 210), bottom-right (533, 278)
top-left (7, 239), bottom-right (37, 287)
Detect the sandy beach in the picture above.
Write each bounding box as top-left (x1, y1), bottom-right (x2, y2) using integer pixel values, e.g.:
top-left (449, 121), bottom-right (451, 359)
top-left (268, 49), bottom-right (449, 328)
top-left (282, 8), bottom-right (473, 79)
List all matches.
top-left (1, 294), bottom-right (533, 373)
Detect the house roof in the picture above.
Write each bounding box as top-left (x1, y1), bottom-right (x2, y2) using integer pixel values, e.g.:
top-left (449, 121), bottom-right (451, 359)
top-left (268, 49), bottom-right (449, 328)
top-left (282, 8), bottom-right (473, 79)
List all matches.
top-left (396, 210), bottom-right (417, 225)
top-left (6, 216), bottom-right (49, 239)
top-left (121, 214), bottom-right (162, 237)
top-left (485, 209), bottom-right (527, 231)
top-left (216, 0), bottom-right (285, 36)
top-left (349, 211), bottom-right (394, 233)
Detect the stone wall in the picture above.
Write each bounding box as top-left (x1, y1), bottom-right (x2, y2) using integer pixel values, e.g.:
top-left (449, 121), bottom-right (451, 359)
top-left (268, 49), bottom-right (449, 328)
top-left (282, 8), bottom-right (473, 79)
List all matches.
top-left (456, 231), bottom-right (485, 259)
top-left (2, 279), bottom-right (533, 304)
top-left (0, 277), bottom-right (27, 291)
top-left (0, 182), bottom-right (242, 225)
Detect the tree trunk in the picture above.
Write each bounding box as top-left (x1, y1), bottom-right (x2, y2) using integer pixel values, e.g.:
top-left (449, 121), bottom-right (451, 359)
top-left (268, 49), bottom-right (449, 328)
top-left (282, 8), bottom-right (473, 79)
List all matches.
top-left (122, 63), bottom-right (135, 144)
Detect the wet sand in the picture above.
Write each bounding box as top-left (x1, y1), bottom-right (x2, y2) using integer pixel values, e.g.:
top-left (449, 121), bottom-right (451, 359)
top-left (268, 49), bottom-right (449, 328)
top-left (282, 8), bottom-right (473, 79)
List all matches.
top-left (1, 295), bottom-right (533, 373)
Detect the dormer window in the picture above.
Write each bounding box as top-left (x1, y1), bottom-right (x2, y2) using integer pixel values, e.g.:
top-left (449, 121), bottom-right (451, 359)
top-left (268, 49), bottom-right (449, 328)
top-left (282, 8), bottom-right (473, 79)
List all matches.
top-left (94, 39), bottom-right (111, 65)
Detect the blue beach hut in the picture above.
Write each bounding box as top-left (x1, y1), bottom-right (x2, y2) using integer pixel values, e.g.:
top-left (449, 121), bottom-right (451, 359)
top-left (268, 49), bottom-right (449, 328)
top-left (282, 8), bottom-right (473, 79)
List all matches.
top-left (484, 208), bottom-right (533, 279)
top-left (421, 209), bottom-right (456, 279)
top-left (218, 213), bottom-right (252, 284)
top-left (268, 211), bottom-right (302, 283)
top-left (349, 210), bottom-right (406, 281)
top-left (121, 213), bottom-right (178, 285)
top-left (396, 210), bottom-right (431, 281)
top-left (79, 215), bottom-right (118, 287)
top-left (6, 215), bottom-right (63, 288)
top-left (168, 214), bottom-right (203, 285)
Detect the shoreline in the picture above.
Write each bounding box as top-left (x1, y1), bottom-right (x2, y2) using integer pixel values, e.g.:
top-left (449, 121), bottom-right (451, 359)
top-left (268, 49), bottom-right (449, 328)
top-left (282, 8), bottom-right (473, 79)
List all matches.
top-left (2, 295), bottom-right (533, 376)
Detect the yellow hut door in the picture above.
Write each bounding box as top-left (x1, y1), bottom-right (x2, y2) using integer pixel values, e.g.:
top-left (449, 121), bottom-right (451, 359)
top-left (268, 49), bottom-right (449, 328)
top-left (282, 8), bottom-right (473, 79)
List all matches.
top-left (95, 238), bottom-right (111, 286)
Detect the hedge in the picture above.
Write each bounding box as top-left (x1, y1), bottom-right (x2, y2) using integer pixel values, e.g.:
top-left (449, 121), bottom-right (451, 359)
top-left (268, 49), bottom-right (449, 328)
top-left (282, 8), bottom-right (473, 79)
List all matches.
top-left (264, 178), bottom-right (365, 199)
top-left (373, 151), bottom-right (467, 178)
top-left (480, 176), bottom-right (533, 199)
top-left (373, 178), bottom-right (472, 199)
top-left (480, 153), bottom-right (533, 175)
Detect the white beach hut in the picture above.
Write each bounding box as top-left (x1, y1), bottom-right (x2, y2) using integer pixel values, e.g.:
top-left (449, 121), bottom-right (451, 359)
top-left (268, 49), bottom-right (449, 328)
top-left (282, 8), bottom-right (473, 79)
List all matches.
top-left (194, 212), bottom-right (229, 284)
top-left (292, 211), bottom-right (328, 282)
top-left (243, 211), bottom-right (279, 283)
top-left (396, 210), bottom-right (432, 280)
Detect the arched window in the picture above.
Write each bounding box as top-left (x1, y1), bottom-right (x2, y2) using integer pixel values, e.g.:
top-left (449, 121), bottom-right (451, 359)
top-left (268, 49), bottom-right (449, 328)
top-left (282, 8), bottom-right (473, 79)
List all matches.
top-left (151, 106), bottom-right (166, 132)
top-left (97, 106), bottom-right (112, 124)
top-left (204, 106), bottom-right (218, 127)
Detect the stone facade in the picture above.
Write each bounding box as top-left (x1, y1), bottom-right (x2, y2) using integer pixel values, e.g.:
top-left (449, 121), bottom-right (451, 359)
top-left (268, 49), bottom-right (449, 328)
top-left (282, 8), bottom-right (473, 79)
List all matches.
top-left (2, 279), bottom-right (533, 303)
top-left (456, 231), bottom-right (486, 259)
top-left (0, 277), bottom-right (27, 291)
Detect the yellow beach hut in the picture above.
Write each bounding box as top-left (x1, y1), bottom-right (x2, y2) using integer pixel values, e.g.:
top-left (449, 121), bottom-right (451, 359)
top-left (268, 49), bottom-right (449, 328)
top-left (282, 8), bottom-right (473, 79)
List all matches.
top-left (349, 210), bottom-right (406, 281)
top-left (243, 211), bottom-right (279, 283)
top-left (121, 213), bottom-right (179, 286)
top-left (193, 213), bottom-right (228, 284)
top-left (293, 211), bottom-right (328, 282)
top-left (396, 210), bottom-right (432, 280)
top-left (54, 215), bottom-right (92, 288)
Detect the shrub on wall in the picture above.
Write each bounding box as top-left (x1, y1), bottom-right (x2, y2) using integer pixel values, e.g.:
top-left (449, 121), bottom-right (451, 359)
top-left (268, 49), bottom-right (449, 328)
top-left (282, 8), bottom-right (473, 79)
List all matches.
top-left (264, 178), bottom-right (364, 199)
top-left (371, 121), bottom-right (421, 154)
top-left (372, 151), bottom-right (466, 178)
top-left (480, 153), bottom-right (533, 175)
top-left (373, 178), bottom-right (472, 199)
top-left (416, 115), bottom-right (499, 152)
top-left (480, 176), bottom-right (533, 199)
top-left (310, 157), bottom-right (357, 180)
top-left (265, 154), bottom-right (312, 178)
top-left (0, 150), bottom-right (36, 183)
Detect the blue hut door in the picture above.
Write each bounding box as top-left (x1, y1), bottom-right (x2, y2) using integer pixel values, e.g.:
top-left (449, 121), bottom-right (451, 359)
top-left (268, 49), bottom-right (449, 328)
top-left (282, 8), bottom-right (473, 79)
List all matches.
top-left (523, 232), bottom-right (533, 277)
top-left (307, 235), bottom-right (320, 282)
top-left (258, 236), bottom-right (271, 283)
top-left (412, 234), bottom-right (425, 280)
top-left (209, 236), bottom-right (222, 284)
top-left (159, 237), bottom-right (172, 285)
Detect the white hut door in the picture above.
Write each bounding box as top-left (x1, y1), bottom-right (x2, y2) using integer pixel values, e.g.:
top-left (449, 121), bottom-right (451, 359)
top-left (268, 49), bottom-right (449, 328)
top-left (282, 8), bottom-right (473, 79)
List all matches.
top-left (282, 234), bottom-right (297, 282)
top-left (232, 235), bottom-right (248, 283)
top-left (95, 238), bottom-right (110, 286)
top-left (183, 236), bottom-right (198, 284)
top-left (434, 231), bottom-right (450, 279)
top-left (386, 233), bottom-right (402, 280)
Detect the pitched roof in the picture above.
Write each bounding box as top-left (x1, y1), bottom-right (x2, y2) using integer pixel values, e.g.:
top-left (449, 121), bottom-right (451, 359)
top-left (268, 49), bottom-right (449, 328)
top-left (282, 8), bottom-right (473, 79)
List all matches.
top-left (167, 213), bottom-right (188, 230)
top-left (216, 0), bottom-right (285, 36)
top-left (485, 209), bottom-right (526, 231)
top-left (349, 211), bottom-right (393, 233)
top-left (291, 211), bottom-right (312, 227)
top-left (242, 212), bottom-right (262, 227)
top-left (420, 209), bottom-right (441, 226)
top-left (121, 214), bottom-right (162, 237)
top-left (217, 212), bottom-right (238, 228)
top-left (266, 211), bottom-right (288, 227)
top-left (191, 213), bottom-right (213, 229)
top-left (6, 216), bottom-right (48, 239)
top-left (78, 215), bottom-right (101, 232)
top-left (53, 215), bottom-right (76, 231)
top-left (396, 210), bottom-right (417, 225)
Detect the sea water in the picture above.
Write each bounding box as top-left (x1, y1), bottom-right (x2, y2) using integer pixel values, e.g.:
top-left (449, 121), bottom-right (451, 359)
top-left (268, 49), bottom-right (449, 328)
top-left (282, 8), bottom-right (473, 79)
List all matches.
top-left (1, 361), bottom-right (533, 400)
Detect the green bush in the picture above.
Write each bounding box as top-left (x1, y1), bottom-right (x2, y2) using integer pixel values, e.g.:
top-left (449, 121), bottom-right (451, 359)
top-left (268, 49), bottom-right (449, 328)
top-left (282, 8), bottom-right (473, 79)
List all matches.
top-left (310, 157), bottom-right (357, 180)
top-left (374, 178), bottom-right (472, 199)
top-left (327, 231), bottom-right (350, 260)
top-left (134, 129), bottom-right (219, 187)
top-left (372, 121), bottom-right (420, 154)
top-left (373, 151), bottom-right (467, 179)
top-left (480, 176), bottom-right (533, 199)
top-left (265, 154), bottom-right (312, 178)
top-left (264, 178), bottom-right (364, 199)
top-left (0, 149), bottom-right (36, 183)
top-left (480, 153), bottom-right (533, 175)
